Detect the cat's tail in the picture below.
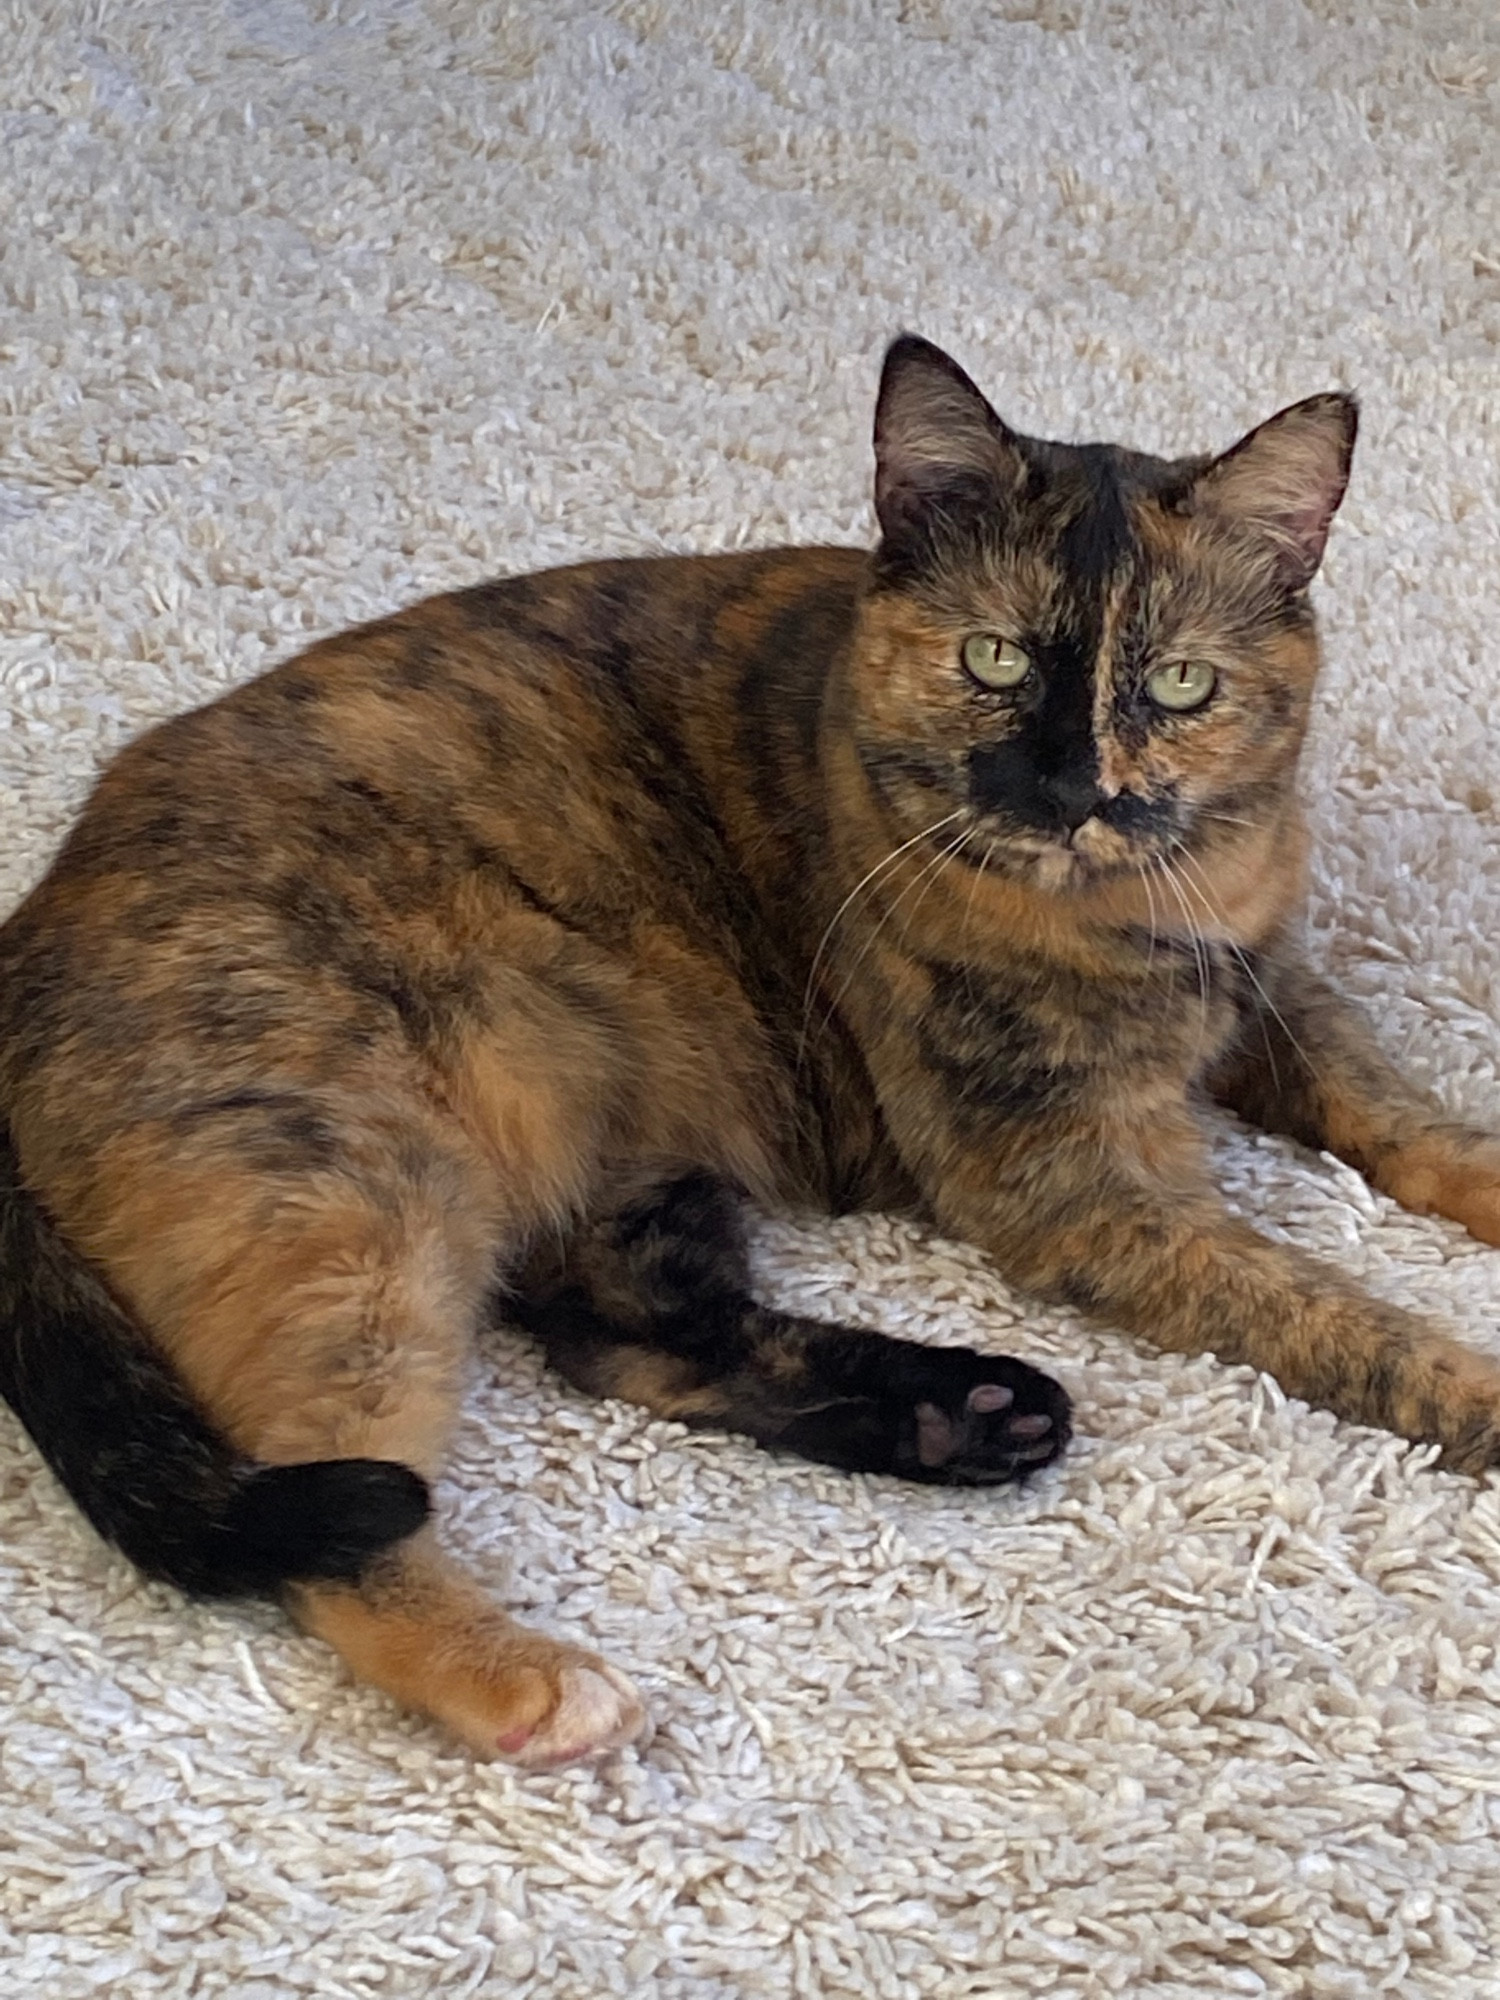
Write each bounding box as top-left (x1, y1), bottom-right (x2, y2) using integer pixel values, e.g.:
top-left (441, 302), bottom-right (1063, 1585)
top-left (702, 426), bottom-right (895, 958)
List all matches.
top-left (0, 1117), bottom-right (429, 1597)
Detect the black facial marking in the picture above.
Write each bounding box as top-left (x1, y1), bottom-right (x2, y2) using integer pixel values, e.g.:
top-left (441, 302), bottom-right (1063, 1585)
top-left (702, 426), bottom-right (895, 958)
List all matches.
top-left (967, 725), bottom-right (1100, 835)
top-left (1095, 788), bottom-right (1176, 839)
top-left (959, 447), bottom-right (1162, 840)
top-left (1055, 447), bottom-right (1134, 591)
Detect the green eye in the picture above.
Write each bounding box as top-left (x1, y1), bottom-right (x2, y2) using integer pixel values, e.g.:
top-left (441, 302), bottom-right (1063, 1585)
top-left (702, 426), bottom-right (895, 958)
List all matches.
top-left (962, 633), bottom-right (1031, 690)
top-left (1146, 660), bottom-right (1217, 713)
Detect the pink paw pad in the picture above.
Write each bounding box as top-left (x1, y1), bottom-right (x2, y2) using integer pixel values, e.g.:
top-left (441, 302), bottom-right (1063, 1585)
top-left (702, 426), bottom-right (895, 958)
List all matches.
top-left (967, 1384), bottom-right (1015, 1414)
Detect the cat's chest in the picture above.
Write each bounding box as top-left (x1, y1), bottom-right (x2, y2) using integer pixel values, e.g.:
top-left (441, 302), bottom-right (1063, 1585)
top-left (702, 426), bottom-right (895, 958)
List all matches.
top-left (910, 940), bottom-right (1250, 1111)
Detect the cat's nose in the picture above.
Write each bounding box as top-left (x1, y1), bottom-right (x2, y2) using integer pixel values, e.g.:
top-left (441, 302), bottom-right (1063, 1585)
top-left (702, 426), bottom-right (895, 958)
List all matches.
top-left (1042, 772), bottom-right (1103, 833)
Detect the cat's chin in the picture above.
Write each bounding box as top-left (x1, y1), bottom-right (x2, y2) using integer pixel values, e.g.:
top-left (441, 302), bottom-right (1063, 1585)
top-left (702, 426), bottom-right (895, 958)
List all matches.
top-left (1031, 849), bottom-right (1088, 896)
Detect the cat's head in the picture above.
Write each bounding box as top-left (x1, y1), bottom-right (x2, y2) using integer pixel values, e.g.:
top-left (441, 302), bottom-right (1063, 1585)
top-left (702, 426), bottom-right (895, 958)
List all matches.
top-left (848, 334), bottom-right (1356, 897)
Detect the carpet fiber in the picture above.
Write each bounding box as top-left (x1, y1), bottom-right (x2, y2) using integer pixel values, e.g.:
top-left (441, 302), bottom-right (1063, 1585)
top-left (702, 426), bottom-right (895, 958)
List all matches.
top-left (4, 2), bottom-right (1500, 1994)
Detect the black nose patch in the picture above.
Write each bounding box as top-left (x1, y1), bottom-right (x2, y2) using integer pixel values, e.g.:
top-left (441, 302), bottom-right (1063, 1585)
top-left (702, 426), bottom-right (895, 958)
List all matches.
top-left (1040, 769), bottom-right (1103, 833)
top-left (968, 739), bottom-right (1101, 833)
top-left (968, 739), bottom-right (1174, 842)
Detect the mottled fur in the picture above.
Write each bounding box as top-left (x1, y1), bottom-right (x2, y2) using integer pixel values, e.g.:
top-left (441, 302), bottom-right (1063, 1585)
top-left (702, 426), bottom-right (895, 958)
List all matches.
top-left (4, 336), bottom-right (1499, 1761)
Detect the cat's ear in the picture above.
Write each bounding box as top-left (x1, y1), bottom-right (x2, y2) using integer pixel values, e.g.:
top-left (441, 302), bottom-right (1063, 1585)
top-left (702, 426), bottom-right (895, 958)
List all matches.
top-left (873, 335), bottom-right (1028, 546)
top-left (1189, 393), bottom-right (1358, 591)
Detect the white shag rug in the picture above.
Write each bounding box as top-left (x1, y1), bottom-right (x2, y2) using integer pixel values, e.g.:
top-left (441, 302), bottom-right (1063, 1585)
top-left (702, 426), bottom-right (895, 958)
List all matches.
top-left (4, 2), bottom-right (1500, 1994)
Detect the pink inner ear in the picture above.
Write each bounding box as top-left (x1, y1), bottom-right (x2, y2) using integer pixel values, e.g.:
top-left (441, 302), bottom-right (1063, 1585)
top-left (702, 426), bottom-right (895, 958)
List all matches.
top-left (1196, 396), bottom-right (1356, 589)
top-left (1263, 492), bottom-right (1341, 581)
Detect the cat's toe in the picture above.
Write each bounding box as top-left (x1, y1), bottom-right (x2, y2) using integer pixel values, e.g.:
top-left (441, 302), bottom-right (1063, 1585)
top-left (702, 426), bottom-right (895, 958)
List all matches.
top-left (503, 1664), bottom-right (647, 1769)
top-left (905, 1356), bottom-right (1070, 1485)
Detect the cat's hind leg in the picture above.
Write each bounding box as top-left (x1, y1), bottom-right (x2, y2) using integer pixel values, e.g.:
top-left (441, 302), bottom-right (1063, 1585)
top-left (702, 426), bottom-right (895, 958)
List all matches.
top-left (289, 1535), bottom-right (644, 1768)
top-left (512, 1171), bottom-right (1070, 1484)
top-left (56, 1104), bottom-right (644, 1765)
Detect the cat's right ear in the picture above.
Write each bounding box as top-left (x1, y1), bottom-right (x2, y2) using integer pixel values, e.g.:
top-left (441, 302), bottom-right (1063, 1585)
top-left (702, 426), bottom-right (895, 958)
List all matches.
top-left (873, 335), bottom-right (1028, 549)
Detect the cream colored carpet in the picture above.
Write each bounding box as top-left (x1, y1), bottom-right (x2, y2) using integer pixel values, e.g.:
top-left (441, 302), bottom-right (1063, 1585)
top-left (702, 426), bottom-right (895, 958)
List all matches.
top-left (4, 1), bottom-right (1500, 1994)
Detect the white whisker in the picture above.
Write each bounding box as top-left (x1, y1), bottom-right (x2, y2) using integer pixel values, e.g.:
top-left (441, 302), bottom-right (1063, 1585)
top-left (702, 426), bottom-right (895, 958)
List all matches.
top-left (963, 836), bottom-right (999, 952)
top-left (821, 822), bottom-right (977, 1035)
top-left (1172, 844), bottom-right (1320, 1091)
top-left (895, 824), bottom-right (978, 949)
top-left (795, 808), bottom-right (965, 1073)
top-left (1155, 853), bottom-right (1212, 1065)
top-left (1137, 854), bottom-right (1161, 977)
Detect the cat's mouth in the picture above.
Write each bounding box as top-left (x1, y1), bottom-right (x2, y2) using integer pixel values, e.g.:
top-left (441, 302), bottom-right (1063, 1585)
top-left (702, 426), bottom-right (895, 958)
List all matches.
top-left (958, 815), bottom-right (1172, 894)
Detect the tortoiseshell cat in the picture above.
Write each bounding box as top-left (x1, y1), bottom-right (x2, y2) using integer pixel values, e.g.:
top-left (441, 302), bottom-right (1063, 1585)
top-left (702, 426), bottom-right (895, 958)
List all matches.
top-left (4, 335), bottom-right (1500, 1765)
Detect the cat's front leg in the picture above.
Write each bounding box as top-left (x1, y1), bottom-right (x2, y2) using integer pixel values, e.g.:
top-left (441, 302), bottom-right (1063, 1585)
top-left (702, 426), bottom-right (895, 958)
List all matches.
top-left (1208, 946), bottom-right (1500, 1247)
top-left (880, 1066), bottom-right (1500, 1472)
top-left (511, 1171), bottom-right (1071, 1485)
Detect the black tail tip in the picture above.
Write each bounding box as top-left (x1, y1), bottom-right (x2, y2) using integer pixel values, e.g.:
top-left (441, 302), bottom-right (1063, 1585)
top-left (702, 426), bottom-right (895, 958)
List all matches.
top-left (213, 1458), bottom-right (431, 1593)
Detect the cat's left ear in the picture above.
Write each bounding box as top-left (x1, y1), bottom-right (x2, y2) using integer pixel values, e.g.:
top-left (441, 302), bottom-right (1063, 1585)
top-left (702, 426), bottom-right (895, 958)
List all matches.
top-left (1188, 392), bottom-right (1358, 591)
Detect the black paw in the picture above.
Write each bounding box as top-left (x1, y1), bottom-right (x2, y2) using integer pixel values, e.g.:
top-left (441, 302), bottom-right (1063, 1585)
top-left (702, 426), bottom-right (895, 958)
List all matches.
top-left (894, 1350), bottom-right (1071, 1487)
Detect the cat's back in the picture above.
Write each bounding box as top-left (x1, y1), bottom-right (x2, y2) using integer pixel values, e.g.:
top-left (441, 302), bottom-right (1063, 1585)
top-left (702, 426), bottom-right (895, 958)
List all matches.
top-left (14, 543), bottom-right (863, 907)
top-left (0, 545), bottom-right (865, 1204)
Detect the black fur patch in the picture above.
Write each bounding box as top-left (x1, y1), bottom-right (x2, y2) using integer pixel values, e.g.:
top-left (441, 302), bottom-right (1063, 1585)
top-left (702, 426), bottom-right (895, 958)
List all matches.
top-left (0, 1121), bottom-right (428, 1597)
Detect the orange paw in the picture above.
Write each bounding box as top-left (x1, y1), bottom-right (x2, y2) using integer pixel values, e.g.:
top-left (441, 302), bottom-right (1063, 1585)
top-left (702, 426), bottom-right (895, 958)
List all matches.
top-left (1450, 1185), bottom-right (1500, 1249)
top-left (429, 1649), bottom-right (647, 1764)
top-left (294, 1569), bottom-right (648, 1764)
top-left (1382, 1131), bottom-right (1500, 1248)
top-left (487, 1662), bottom-right (647, 1768)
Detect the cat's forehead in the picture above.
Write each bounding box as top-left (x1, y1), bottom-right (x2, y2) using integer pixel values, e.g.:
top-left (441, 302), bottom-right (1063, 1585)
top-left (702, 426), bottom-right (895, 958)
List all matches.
top-left (893, 428), bottom-right (1264, 642)
top-left (1019, 436), bottom-right (1201, 552)
top-left (1025, 433), bottom-right (1189, 491)
top-left (1021, 438), bottom-right (1263, 619)
top-left (912, 440), bottom-right (1201, 626)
